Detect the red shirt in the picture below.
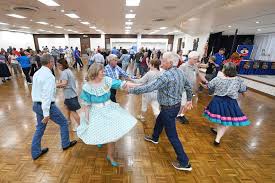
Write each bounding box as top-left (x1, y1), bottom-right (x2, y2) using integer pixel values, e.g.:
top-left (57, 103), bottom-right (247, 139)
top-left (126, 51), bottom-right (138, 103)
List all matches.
top-left (223, 58), bottom-right (242, 66)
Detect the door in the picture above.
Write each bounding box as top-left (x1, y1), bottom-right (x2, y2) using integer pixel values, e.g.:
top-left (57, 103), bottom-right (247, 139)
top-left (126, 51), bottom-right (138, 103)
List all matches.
top-left (80, 36), bottom-right (90, 54)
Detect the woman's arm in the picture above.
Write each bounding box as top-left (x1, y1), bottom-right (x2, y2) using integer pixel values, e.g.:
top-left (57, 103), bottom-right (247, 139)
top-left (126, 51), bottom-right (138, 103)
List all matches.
top-left (56, 80), bottom-right (68, 88)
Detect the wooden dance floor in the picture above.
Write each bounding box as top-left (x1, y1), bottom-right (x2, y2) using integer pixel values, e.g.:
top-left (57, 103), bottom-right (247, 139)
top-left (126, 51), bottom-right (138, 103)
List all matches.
top-left (0, 67), bottom-right (274, 183)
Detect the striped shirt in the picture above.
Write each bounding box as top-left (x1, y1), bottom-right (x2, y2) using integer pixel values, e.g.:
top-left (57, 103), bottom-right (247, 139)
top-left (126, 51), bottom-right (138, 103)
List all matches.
top-left (105, 64), bottom-right (129, 80)
top-left (129, 67), bottom-right (193, 106)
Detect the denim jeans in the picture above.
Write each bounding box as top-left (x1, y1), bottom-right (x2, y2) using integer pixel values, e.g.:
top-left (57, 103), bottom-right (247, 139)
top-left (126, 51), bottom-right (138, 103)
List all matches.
top-left (152, 105), bottom-right (189, 166)
top-left (134, 62), bottom-right (142, 76)
top-left (31, 103), bottom-right (70, 159)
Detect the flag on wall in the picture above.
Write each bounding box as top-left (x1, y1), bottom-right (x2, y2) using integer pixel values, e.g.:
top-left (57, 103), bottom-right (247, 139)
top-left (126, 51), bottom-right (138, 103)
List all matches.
top-left (236, 45), bottom-right (254, 60)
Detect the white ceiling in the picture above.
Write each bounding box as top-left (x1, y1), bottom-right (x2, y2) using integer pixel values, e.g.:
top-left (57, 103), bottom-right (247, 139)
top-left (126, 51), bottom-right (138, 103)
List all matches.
top-left (0, 0), bottom-right (274, 35)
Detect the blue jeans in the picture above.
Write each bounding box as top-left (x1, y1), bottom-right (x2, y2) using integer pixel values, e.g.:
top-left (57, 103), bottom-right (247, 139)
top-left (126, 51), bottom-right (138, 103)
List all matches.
top-left (152, 106), bottom-right (189, 166)
top-left (134, 62), bottom-right (142, 76)
top-left (31, 103), bottom-right (70, 159)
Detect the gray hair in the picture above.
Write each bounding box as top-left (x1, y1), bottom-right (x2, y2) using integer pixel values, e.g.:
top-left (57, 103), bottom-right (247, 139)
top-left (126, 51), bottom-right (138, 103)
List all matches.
top-left (162, 52), bottom-right (179, 66)
top-left (107, 54), bottom-right (118, 62)
top-left (188, 51), bottom-right (200, 59)
top-left (222, 62), bottom-right (237, 77)
top-left (40, 53), bottom-right (53, 66)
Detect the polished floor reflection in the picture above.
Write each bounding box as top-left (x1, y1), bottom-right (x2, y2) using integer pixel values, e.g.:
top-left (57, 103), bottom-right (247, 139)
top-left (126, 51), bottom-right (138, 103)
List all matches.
top-left (0, 67), bottom-right (274, 183)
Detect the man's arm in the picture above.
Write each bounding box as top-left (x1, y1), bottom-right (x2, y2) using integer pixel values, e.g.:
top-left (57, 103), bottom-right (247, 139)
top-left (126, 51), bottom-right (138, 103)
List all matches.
top-left (129, 76), bottom-right (166, 95)
top-left (41, 77), bottom-right (55, 122)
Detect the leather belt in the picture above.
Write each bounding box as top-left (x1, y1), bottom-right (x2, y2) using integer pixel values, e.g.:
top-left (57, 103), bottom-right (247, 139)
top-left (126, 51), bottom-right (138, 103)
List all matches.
top-left (34, 102), bottom-right (55, 105)
top-left (160, 103), bottom-right (181, 110)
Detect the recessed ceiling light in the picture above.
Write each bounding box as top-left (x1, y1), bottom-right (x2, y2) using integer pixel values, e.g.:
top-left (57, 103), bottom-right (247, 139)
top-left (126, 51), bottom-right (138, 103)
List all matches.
top-left (125, 26), bottom-right (131, 29)
top-left (37, 29), bottom-right (46, 32)
top-left (125, 22), bottom-right (133, 25)
top-left (61, 9), bottom-right (65, 12)
top-left (37, 0), bottom-right (60, 6)
top-left (257, 29), bottom-right (262, 31)
top-left (228, 25), bottom-right (232, 28)
top-left (160, 27), bottom-right (167, 30)
top-left (81, 22), bottom-right (90, 25)
top-left (0, 22), bottom-right (9, 25)
top-left (6, 14), bottom-right (26, 19)
top-left (256, 21), bottom-right (260, 24)
top-left (55, 26), bottom-right (62, 28)
top-left (130, 10), bottom-right (133, 13)
top-left (36, 21), bottom-right (49, 25)
top-left (95, 29), bottom-right (101, 32)
top-left (173, 30), bottom-right (179, 33)
top-left (126, 0), bottom-right (140, 6)
top-left (125, 14), bottom-right (136, 19)
top-left (65, 13), bottom-right (80, 19)
top-left (89, 26), bottom-right (96, 29)
top-left (67, 29), bottom-right (72, 31)
top-left (50, 25), bottom-right (53, 27)
top-left (20, 26), bottom-right (30, 29)
top-left (47, 31), bottom-right (54, 33)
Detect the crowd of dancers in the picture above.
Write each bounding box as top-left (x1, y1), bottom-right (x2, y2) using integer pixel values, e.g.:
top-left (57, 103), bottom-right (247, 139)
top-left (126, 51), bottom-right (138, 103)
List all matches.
top-left (0, 44), bottom-right (251, 171)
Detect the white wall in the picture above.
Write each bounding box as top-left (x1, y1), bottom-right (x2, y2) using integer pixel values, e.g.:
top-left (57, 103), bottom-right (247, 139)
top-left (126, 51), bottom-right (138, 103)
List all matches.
top-left (253, 33), bottom-right (275, 61)
top-left (68, 38), bottom-right (81, 50)
top-left (90, 37), bottom-right (105, 50)
top-left (38, 38), bottom-right (66, 50)
top-left (173, 33), bottom-right (209, 56)
top-left (110, 38), bottom-right (137, 50)
top-left (0, 31), bottom-right (35, 50)
top-left (141, 38), bottom-right (168, 51)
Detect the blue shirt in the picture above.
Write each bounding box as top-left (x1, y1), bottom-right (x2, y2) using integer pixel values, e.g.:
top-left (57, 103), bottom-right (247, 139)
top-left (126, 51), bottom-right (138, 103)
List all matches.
top-left (105, 64), bottom-right (129, 80)
top-left (74, 50), bottom-right (80, 59)
top-left (129, 67), bottom-right (193, 106)
top-left (214, 53), bottom-right (225, 67)
top-left (119, 54), bottom-right (131, 64)
top-left (17, 56), bottom-right (31, 68)
top-left (111, 49), bottom-right (120, 56)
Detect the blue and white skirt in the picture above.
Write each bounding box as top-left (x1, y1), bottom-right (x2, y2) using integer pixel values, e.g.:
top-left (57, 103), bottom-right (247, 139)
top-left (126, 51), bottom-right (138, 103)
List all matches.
top-left (77, 101), bottom-right (137, 145)
top-left (203, 96), bottom-right (250, 126)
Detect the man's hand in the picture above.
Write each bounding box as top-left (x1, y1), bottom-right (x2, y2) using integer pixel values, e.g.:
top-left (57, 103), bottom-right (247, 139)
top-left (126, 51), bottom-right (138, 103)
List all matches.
top-left (42, 116), bottom-right (50, 124)
top-left (185, 101), bottom-right (193, 110)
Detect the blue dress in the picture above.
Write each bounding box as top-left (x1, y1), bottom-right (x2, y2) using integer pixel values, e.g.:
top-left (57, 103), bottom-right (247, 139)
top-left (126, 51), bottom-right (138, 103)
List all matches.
top-left (77, 77), bottom-right (137, 145)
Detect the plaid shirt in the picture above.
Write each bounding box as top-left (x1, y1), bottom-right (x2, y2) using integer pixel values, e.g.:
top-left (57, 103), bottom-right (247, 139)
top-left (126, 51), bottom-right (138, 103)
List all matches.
top-left (105, 64), bottom-right (129, 80)
top-left (129, 67), bottom-right (193, 106)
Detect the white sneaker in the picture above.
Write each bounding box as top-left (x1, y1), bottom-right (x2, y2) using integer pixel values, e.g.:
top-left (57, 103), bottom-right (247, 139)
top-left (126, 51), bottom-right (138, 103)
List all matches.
top-left (27, 82), bottom-right (32, 85)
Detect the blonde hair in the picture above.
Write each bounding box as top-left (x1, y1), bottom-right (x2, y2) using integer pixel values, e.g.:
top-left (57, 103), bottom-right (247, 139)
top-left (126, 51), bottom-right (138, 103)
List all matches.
top-left (87, 63), bottom-right (104, 81)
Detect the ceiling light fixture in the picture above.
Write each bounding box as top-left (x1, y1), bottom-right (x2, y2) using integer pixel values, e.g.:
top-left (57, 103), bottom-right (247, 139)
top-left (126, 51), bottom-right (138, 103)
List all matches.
top-left (65, 13), bottom-right (80, 19)
top-left (130, 10), bottom-right (133, 13)
top-left (47, 31), bottom-right (54, 33)
top-left (126, 0), bottom-right (140, 6)
top-left (36, 21), bottom-right (49, 25)
top-left (61, 9), bottom-right (65, 12)
top-left (256, 21), bottom-right (260, 24)
top-left (81, 22), bottom-right (90, 25)
top-left (228, 25), bottom-right (232, 28)
top-left (257, 29), bottom-right (262, 31)
top-left (37, 0), bottom-right (60, 6)
top-left (95, 29), bottom-right (101, 32)
top-left (55, 26), bottom-right (62, 28)
top-left (125, 22), bottom-right (133, 25)
top-left (125, 14), bottom-right (136, 19)
top-left (0, 22), bottom-right (9, 25)
top-left (37, 29), bottom-right (46, 32)
top-left (159, 27), bottom-right (167, 30)
top-left (6, 14), bottom-right (26, 19)
top-left (125, 26), bottom-right (131, 29)
top-left (20, 26), bottom-right (30, 29)
top-left (30, 19), bottom-right (33, 21)
top-left (173, 30), bottom-right (180, 33)
top-left (89, 26), bottom-right (96, 29)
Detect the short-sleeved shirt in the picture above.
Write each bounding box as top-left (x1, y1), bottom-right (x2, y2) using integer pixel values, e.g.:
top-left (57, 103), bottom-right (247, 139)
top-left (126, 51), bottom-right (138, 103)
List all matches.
top-left (179, 63), bottom-right (199, 89)
top-left (60, 68), bottom-right (78, 99)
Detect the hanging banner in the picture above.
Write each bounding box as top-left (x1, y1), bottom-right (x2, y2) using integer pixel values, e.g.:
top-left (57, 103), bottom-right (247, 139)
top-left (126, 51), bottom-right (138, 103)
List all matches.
top-left (236, 45), bottom-right (254, 60)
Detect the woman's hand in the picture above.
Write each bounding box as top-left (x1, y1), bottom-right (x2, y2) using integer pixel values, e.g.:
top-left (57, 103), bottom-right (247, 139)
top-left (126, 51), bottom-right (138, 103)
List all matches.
top-left (185, 101), bottom-right (193, 110)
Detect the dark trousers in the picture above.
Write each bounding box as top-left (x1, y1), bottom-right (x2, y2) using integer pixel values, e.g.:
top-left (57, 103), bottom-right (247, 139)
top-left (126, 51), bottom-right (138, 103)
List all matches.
top-left (53, 55), bottom-right (58, 66)
top-left (73, 57), bottom-right (84, 68)
top-left (22, 67), bottom-right (32, 83)
top-left (31, 103), bottom-right (70, 159)
top-left (110, 89), bottom-right (117, 103)
top-left (152, 105), bottom-right (189, 166)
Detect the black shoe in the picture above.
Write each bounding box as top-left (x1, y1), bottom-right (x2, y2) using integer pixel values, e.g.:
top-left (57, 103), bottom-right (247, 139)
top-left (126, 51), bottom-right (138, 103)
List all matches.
top-left (144, 135), bottom-right (158, 144)
top-left (63, 140), bottom-right (77, 150)
top-left (33, 148), bottom-right (49, 160)
top-left (177, 116), bottom-right (189, 124)
top-left (210, 128), bottom-right (217, 135)
top-left (2, 79), bottom-right (6, 82)
top-left (213, 140), bottom-right (220, 146)
top-left (172, 161), bottom-right (192, 171)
